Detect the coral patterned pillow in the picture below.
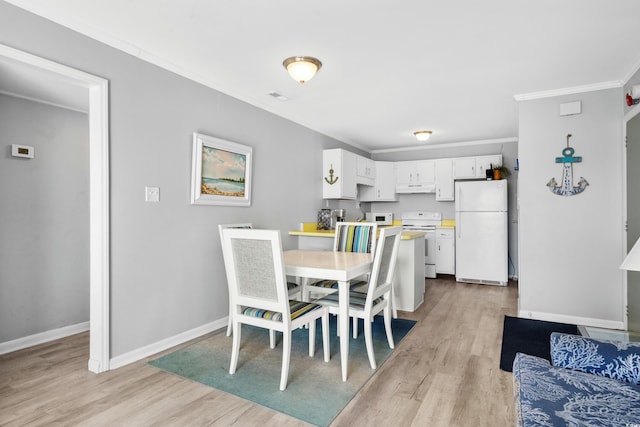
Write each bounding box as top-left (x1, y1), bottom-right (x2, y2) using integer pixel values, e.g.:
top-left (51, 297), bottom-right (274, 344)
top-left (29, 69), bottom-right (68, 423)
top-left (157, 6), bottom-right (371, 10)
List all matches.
top-left (550, 332), bottom-right (640, 384)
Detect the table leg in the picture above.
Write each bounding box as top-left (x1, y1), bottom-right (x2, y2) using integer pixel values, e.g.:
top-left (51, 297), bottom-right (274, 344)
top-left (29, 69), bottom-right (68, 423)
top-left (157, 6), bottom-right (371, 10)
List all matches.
top-left (339, 280), bottom-right (349, 381)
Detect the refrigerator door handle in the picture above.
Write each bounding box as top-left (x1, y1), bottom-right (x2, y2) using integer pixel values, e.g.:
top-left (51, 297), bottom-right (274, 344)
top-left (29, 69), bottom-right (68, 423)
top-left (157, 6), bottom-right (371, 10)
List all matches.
top-left (456, 212), bottom-right (461, 238)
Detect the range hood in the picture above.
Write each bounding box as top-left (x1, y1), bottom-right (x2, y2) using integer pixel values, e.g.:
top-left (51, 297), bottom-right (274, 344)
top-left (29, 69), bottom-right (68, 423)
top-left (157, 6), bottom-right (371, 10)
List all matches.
top-left (395, 182), bottom-right (436, 194)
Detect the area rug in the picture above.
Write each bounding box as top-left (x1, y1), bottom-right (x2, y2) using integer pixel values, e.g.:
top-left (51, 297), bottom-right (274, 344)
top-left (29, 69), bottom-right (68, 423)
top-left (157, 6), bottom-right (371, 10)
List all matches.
top-left (149, 316), bottom-right (416, 426)
top-left (499, 315), bottom-right (578, 372)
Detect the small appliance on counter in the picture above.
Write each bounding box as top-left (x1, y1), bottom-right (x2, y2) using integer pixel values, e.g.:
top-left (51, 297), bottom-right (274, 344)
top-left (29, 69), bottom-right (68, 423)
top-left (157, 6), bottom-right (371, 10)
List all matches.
top-left (331, 209), bottom-right (346, 229)
top-left (364, 212), bottom-right (393, 225)
top-left (317, 208), bottom-right (347, 230)
top-left (317, 209), bottom-right (332, 230)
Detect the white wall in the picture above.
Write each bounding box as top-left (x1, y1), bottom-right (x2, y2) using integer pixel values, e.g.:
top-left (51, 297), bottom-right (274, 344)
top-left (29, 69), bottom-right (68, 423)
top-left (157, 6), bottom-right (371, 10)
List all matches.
top-left (0, 94), bottom-right (89, 342)
top-left (518, 88), bottom-right (625, 328)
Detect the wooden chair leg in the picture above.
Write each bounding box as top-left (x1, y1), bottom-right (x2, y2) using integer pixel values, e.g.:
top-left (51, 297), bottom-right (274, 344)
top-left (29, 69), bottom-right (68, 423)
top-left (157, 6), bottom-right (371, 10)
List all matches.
top-left (229, 321), bottom-right (241, 374)
top-left (280, 332), bottom-right (291, 391)
top-left (226, 303), bottom-right (233, 336)
top-left (384, 305), bottom-right (395, 349)
top-left (391, 285), bottom-right (398, 319)
top-left (322, 312), bottom-right (330, 362)
top-left (308, 319), bottom-right (316, 357)
top-left (269, 329), bottom-right (276, 349)
top-left (364, 318), bottom-right (376, 369)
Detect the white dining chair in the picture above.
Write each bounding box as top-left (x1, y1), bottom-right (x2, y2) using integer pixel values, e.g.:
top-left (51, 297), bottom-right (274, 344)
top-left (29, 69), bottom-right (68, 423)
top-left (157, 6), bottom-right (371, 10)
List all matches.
top-left (302, 222), bottom-right (377, 301)
top-left (218, 223), bottom-right (301, 344)
top-left (221, 228), bottom-right (330, 390)
top-left (316, 226), bottom-right (401, 369)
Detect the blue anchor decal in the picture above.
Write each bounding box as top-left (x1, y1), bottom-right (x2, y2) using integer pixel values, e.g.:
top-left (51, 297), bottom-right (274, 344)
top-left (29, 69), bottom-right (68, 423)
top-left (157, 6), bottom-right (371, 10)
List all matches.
top-left (546, 134), bottom-right (589, 196)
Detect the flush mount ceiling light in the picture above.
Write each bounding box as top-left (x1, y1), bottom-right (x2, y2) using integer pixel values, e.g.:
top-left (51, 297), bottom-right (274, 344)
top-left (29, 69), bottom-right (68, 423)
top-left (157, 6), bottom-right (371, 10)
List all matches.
top-left (413, 130), bottom-right (432, 142)
top-left (283, 56), bottom-right (322, 83)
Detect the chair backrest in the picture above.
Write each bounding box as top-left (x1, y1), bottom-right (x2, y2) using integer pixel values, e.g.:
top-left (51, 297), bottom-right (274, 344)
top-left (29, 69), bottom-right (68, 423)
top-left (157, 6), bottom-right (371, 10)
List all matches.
top-left (218, 223), bottom-right (253, 262)
top-left (220, 228), bottom-right (290, 318)
top-left (218, 223), bottom-right (253, 245)
top-left (333, 222), bottom-right (377, 254)
top-left (365, 226), bottom-right (402, 303)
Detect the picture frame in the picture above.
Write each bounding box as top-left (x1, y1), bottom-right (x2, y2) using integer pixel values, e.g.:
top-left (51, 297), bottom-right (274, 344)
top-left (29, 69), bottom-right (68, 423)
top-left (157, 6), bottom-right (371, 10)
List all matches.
top-left (190, 132), bottom-right (252, 206)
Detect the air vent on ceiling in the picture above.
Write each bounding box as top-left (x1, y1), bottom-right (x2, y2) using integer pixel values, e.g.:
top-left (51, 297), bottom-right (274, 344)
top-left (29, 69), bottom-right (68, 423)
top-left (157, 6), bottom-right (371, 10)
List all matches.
top-left (267, 91), bottom-right (289, 101)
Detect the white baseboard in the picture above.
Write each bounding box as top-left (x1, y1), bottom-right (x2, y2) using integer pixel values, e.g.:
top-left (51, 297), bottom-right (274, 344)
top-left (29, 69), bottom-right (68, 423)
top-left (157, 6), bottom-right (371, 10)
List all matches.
top-left (109, 317), bottom-right (228, 370)
top-left (517, 310), bottom-right (625, 330)
top-left (0, 321), bottom-right (90, 355)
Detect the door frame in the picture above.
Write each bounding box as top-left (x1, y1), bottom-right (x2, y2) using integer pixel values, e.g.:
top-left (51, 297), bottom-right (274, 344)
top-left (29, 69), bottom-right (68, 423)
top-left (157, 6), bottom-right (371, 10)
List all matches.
top-left (624, 102), bottom-right (640, 332)
top-left (0, 44), bottom-right (110, 372)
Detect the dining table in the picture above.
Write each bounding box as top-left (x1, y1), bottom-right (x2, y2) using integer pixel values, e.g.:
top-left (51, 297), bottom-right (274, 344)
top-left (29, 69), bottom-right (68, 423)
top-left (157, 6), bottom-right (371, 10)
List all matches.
top-left (283, 249), bottom-right (373, 382)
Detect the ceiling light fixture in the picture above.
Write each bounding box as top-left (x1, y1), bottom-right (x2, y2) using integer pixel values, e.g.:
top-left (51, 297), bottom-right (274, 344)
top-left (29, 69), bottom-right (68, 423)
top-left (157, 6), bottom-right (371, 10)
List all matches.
top-left (413, 130), bottom-right (432, 142)
top-left (283, 56), bottom-right (322, 83)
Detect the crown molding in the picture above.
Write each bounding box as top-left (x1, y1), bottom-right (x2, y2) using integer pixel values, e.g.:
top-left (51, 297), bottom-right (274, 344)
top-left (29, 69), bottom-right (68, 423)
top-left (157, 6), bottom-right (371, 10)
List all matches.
top-left (371, 137), bottom-right (518, 154)
top-left (514, 81), bottom-right (623, 101)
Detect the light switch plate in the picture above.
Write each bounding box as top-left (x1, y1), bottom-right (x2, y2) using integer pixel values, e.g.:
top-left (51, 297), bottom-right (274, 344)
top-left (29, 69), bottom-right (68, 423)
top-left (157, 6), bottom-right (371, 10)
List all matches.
top-left (11, 144), bottom-right (34, 158)
top-left (145, 186), bottom-right (160, 202)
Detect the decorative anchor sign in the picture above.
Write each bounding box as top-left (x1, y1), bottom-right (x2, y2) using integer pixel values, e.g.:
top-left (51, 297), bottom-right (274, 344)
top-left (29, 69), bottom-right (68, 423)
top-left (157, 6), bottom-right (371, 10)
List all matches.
top-left (546, 133), bottom-right (589, 196)
top-left (324, 164), bottom-right (339, 185)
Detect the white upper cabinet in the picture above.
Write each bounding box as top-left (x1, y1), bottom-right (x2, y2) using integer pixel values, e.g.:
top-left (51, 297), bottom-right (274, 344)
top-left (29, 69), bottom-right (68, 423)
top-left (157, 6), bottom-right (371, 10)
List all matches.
top-left (360, 161), bottom-right (397, 202)
top-left (323, 149), bottom-right (357, 199)
top-left (322, 149), bottom-right (502, 201)
top-left (435, 158), bottom-right (454, 201)
top-left (395, 160), bottom-right (435, 193)
top-left (356, 155), bottom-right (375, 185)
top-left (453, 157), bottom-right (476, 179)
top-left (475, 155), bottom-right (502, 179)
top-left (454, 155), bottom-right (503, 180)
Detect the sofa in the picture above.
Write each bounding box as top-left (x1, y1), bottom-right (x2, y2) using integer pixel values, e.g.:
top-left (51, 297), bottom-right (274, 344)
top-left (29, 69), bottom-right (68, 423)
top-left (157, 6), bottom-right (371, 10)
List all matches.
top-left (513, 332), bottom-right (640, 426)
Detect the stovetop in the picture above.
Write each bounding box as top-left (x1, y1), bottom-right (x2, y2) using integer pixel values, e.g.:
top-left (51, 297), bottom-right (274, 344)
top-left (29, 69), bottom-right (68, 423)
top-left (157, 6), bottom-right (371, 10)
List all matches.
top-left (401, 211), bottom-right (442, 229)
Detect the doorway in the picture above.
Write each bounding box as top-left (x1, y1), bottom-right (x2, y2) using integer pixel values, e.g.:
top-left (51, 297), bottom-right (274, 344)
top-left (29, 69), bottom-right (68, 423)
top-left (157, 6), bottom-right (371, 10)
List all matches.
top-left (627, 109), bottom-right (640, 333)
top-left (0, 44), bottom-right (110, 372)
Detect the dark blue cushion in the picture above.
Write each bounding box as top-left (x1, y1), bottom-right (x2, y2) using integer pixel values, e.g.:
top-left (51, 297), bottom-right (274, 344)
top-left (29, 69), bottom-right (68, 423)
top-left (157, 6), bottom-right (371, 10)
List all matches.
top-left (550, 332), bottom-right (640, 384)
top-left (513, 352), bottom-right (640, 426)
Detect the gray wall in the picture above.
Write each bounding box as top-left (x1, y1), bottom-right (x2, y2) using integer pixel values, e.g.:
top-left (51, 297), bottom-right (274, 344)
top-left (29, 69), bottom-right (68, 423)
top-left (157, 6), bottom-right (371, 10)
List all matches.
top-left (518, 88), bottom-right (625, 328)
top-left (0, 2), bottom-right (352, 357)
top-left (0, 94), bottom-right (89, 342)
top-left (372, 141), bottom-right (520, 277)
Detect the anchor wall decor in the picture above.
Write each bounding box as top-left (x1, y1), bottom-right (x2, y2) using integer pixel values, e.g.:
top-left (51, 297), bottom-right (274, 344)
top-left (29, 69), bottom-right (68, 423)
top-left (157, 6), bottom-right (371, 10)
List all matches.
top-left (546, 133), bottom-right (589, 196)
top-left (324, 164), bottom-right (339, 185)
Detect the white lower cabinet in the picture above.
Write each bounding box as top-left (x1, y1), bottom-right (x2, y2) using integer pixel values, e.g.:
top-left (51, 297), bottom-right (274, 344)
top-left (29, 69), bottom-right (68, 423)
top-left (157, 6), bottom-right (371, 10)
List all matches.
top-left (435, 228), bottom-right (455, 275)
top-left (394, 237), bottom-right (425, 312)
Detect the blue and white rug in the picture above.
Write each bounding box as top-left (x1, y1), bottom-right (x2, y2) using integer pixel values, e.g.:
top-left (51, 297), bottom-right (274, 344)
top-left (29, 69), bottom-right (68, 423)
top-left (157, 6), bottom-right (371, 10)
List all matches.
top-left (149, 315), bottom-right (416, 426)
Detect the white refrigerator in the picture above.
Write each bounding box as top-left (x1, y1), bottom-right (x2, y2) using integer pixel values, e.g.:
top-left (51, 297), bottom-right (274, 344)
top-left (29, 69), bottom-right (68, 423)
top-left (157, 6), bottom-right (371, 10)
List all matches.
top-left (454, 180), bottom-right (508, 286)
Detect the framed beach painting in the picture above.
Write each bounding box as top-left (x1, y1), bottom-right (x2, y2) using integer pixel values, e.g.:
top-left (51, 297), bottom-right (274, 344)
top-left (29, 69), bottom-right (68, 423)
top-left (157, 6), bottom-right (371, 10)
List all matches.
top-left (190, 133), bottom-right (252, 206)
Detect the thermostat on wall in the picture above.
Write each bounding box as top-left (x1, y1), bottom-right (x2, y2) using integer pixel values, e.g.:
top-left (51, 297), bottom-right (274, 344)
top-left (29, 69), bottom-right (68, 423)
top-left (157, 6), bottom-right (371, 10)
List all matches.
top-left (11, 144), bottom-right (34, 159)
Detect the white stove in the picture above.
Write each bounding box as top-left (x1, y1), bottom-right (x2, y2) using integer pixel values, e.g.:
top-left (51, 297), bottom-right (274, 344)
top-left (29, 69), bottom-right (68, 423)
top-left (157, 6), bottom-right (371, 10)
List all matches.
top-left (401, 212), bottom-right (442, 278)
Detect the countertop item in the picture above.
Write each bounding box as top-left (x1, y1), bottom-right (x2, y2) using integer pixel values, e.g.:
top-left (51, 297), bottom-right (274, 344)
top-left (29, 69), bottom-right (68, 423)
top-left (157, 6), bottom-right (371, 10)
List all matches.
top-left (438, 219), bottom-right (456, 229)
top-left (290, 222), bottom-right (425, 240)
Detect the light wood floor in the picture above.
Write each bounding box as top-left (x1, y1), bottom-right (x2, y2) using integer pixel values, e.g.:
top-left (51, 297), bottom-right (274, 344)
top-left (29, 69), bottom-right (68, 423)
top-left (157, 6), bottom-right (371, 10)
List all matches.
top-left (0, 276), bottom-right (518, 426)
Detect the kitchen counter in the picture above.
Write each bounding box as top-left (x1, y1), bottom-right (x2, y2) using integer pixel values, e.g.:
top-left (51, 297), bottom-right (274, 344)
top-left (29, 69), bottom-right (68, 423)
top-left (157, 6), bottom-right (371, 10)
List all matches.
top-left (289, 223), bottom-right (426, 240)
top-left (289, 222), bottom-right (426, 312)
top-left (438, 219), bottom-right (456, 229)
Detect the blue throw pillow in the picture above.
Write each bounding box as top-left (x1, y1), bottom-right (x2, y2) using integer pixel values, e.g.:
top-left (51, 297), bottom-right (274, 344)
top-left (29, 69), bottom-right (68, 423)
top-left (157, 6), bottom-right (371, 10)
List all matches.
top-left (550, 332), bottom-right (640, 384)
